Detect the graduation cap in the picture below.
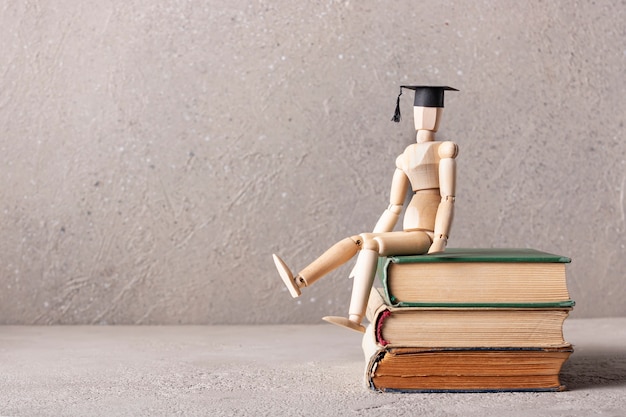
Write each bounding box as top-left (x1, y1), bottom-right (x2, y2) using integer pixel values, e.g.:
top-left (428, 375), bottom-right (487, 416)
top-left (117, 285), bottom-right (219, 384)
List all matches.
top-left (392, 85), bottom-right (458, 122)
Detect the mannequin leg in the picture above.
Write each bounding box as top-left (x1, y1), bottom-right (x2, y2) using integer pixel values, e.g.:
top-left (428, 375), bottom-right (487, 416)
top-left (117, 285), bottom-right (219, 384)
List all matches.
top-left (276, 230), bottom-right (433, 333)
top-left (347, 249), bottom-right (379, 323)
top-left (322, 231), bottom-right (431, 333)
top-left (323, 248), bottom-right (378, 333)
top-left (273, 235), bottom-right (362, 298)
top-left (298, 236), bottom-right (362, 286)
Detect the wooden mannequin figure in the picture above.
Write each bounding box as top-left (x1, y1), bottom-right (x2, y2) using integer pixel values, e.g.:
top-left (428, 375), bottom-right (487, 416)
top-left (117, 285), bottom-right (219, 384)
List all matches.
top-left (273, 85), bottom-right (459, 333)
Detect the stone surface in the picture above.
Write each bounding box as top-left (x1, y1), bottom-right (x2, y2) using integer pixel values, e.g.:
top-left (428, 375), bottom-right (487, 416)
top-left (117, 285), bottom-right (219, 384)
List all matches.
top-left (1, 319), bottom-right (625, 416)
top-left (0, 1), bottom-right (624, 324)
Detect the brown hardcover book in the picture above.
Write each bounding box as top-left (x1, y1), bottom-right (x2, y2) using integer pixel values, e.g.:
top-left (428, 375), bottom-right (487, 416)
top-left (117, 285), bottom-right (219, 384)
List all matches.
top-left (366, 288), bottom-right (571, 348)
top-left (362, 325), bottom-right (573, 392)
top-left (378, 248), bottom-right (573, 307)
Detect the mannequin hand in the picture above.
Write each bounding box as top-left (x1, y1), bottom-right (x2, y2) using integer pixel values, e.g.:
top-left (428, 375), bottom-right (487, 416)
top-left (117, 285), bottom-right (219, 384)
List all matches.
top-left (427, 237), bottom-right (447, 254)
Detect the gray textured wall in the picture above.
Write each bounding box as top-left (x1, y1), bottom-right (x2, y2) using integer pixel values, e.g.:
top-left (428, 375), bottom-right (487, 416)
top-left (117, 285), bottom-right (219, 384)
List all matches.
top-left (0, 1), bottom-right (624, 324)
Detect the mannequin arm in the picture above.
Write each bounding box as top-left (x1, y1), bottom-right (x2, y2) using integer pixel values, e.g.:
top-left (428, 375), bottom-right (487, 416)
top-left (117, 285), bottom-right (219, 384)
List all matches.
top-left (349, 167), bottom-right (408, 279)
top-left (429, 142), bottom-right (457, 254)
top-left (373, 168), bottom-right (409, 233)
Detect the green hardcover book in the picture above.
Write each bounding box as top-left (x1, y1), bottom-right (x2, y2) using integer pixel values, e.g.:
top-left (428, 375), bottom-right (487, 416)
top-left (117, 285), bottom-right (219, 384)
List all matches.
top-left (377, 248), bottom-right (574, 307)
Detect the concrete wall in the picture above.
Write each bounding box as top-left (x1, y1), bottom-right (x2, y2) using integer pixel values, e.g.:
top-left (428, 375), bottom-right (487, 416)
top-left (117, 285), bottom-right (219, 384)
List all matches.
top-left (0, 0), bottom-right (623, 324)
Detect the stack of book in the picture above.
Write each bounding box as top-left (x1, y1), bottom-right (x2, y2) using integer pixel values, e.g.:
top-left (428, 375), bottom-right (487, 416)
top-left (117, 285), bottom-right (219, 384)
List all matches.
top-left (362, 248), bottom-right (575, 392)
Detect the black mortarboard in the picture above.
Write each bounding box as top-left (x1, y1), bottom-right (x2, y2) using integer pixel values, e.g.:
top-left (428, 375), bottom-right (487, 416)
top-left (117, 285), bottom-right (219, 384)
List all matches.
top-left (391, 85), bottom-right (459, 122)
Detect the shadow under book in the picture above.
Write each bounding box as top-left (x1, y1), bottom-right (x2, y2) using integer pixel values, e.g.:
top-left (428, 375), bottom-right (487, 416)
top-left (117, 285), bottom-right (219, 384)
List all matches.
top-left (362, 248), bottom-right (575, 393)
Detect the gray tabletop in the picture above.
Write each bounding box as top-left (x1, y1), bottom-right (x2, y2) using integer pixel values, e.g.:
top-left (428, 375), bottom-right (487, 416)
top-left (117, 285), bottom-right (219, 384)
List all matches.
top-left (1, 319), bottom-right (624, 416)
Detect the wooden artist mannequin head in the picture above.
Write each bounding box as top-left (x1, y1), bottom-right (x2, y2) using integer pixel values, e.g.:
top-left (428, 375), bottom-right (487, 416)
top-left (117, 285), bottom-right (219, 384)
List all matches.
top-left (414, 106), bottom-right (443, 142)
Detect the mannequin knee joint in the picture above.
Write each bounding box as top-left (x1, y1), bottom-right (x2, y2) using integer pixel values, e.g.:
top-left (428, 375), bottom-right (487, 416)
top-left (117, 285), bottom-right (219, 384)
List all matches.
top-left (360, 235), bottom-right (380, 252)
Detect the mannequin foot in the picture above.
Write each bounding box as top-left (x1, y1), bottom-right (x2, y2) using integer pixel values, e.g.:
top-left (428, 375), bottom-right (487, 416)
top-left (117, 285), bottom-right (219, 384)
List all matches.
top-left (322, 316), bottom-right (365, 333)
top-left (272, 254), bottom-right (302, 298)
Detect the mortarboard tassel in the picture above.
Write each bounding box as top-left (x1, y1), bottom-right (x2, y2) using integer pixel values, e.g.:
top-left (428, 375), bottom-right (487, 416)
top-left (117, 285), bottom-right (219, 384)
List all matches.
top-left (391, 88), bottom-right (403, 122)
